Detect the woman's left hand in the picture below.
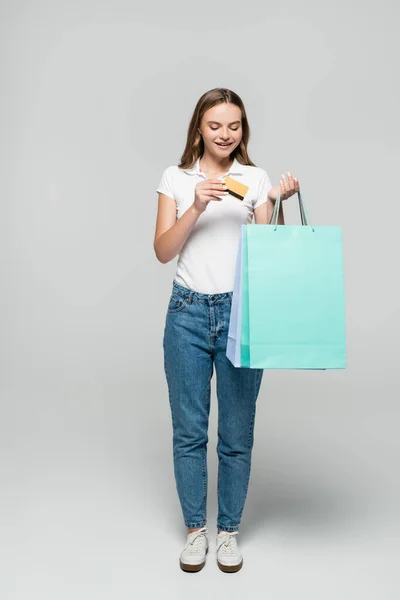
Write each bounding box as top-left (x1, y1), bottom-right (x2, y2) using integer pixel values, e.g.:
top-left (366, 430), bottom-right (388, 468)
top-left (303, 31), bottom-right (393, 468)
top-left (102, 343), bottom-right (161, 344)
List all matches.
top-left (267, 172), bottom-right (299, 202)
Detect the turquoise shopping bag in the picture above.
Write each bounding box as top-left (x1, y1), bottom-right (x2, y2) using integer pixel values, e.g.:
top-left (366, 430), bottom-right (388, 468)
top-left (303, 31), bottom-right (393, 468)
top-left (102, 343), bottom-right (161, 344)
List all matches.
top-left (227, 190), bottom-right (346, 369)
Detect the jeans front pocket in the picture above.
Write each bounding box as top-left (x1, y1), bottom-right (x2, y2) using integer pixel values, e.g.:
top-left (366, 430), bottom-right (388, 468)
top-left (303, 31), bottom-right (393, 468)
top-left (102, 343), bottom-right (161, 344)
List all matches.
top-left (167, 292), bottom-right (189, 314)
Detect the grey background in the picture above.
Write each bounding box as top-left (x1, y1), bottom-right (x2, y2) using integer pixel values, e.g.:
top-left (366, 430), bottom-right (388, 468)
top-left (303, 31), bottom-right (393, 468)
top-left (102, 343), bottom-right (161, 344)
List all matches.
top-left (1, 1), bottom-right (399, 598)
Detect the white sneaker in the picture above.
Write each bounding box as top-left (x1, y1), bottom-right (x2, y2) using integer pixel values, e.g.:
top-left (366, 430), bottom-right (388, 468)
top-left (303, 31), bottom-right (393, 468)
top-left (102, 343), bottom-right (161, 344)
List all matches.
top-left (216, 531), bottom-right (243, 572)
top-left (179, 527), bottom-right (209, 572)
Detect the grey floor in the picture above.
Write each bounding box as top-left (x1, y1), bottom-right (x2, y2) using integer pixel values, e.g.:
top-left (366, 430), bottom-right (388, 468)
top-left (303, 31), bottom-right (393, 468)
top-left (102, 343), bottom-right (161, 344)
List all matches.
top-left (1, 376), bottom-right (399, 600)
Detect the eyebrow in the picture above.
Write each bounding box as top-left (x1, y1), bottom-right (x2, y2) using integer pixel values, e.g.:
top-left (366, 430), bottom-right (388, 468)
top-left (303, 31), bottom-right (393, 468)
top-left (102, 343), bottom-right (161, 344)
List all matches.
top-left (206, 120), bottom-right (241, 125)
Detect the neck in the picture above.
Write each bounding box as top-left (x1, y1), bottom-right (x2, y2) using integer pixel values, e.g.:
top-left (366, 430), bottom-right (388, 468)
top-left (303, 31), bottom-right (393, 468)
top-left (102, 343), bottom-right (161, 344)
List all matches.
top-left (199, 152), bottom-right (234, 174)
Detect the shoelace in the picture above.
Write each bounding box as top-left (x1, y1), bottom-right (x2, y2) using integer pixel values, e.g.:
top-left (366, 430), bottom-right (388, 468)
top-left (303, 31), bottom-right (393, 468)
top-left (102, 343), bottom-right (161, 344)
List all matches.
top-left (217, 531), bottom-right (239, 554)
top-left (184, 527), bottom-right (208, 553)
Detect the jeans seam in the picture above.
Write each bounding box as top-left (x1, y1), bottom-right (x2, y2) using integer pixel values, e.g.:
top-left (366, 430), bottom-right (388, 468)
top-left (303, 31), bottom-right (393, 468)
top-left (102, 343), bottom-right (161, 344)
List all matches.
top-left (201, 368), bottom-right (212, 522)
top-left (237, 397), bottom-right (258, 522)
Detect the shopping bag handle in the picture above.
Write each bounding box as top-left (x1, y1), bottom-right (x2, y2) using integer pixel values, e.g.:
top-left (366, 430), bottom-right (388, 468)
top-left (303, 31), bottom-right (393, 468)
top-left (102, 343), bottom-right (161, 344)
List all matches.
top-left (269, 189), bottom-right (314, 232)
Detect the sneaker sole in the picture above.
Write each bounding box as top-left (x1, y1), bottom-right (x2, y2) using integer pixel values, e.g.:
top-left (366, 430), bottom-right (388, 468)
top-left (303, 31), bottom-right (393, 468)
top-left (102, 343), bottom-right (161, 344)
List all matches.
top-left (217, 557), bottom-right (243, 573)
top-left (180, 546), bottom-right (209, 572)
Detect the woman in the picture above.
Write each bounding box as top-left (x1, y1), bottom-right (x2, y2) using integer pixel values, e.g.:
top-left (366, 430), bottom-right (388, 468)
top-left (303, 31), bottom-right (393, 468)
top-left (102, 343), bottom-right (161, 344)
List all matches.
top-left (154, 88), bottom-right (299, 573)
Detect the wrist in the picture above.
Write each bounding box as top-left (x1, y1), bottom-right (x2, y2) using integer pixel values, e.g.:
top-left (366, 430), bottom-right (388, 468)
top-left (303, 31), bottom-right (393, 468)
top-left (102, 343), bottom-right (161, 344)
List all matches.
top-left (267, 189), bottom-right (277, 202)
top-left (191, 202), bottom-right (203, 217)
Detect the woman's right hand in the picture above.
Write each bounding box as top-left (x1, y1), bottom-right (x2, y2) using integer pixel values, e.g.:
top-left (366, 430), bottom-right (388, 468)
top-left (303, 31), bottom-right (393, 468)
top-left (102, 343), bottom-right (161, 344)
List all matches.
top-left (193, 179), bottom-right (229, 214)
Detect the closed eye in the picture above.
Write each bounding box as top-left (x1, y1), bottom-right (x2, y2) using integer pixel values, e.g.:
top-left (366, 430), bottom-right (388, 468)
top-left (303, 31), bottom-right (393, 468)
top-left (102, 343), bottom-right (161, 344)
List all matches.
top-left (210, 127), bottom-right (239, 131)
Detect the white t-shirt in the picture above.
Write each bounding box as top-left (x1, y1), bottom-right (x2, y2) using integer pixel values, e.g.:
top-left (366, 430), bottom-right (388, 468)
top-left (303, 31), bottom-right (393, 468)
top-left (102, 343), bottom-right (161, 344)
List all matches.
top-left (156, 155), bottom-right (273, 294)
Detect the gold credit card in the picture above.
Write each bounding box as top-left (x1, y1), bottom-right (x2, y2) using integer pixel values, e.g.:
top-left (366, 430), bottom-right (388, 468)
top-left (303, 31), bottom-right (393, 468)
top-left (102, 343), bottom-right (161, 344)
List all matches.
top-left (223, 176), bottom-right (249, 201)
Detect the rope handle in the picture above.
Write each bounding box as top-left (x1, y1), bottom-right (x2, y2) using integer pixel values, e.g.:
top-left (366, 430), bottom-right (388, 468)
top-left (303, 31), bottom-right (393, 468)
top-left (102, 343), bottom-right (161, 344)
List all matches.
top-left (269, 189), bottom-right (314, 232)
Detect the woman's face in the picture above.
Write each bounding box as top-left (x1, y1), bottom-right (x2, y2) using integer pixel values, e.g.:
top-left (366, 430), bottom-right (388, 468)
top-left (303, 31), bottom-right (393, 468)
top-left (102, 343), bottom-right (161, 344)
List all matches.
top-left (199, 102), bottom-right (242, 158)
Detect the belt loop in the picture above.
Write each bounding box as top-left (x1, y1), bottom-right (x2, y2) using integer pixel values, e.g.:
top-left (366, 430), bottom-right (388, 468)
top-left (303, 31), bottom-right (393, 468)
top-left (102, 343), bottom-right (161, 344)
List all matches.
top-left (189, 290), bottom-right (194, 304)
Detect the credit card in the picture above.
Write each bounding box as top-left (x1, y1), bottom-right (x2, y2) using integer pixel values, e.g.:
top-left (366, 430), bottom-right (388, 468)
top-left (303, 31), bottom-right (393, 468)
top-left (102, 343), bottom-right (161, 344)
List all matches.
top-left (223, 176), bottom-right (249, 201)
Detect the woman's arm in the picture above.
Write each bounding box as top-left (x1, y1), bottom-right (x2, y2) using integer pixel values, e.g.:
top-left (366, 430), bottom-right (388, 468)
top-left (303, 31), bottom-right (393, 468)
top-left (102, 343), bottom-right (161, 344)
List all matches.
top-left (154, 178), bottom-right (228, 263)
top-left (154, 194), bottom-right (202, 264)
top-left (254, 172), bottom-right (299, 225)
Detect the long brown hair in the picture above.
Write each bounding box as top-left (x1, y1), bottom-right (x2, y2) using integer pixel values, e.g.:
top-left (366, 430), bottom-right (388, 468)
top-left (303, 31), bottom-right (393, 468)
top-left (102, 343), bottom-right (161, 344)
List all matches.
top-left (178, 88), bottom-right (257, 170)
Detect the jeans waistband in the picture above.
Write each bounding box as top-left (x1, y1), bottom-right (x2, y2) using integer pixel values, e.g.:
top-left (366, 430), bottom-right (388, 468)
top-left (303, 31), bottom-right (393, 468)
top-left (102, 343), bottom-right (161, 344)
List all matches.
top-left (172, 279), bottom-right (233, 304)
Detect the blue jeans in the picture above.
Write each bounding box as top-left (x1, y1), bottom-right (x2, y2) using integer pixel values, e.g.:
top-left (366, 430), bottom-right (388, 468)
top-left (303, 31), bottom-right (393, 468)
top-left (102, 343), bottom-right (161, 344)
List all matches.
top-left (163, 279), bottom-right (263, 532)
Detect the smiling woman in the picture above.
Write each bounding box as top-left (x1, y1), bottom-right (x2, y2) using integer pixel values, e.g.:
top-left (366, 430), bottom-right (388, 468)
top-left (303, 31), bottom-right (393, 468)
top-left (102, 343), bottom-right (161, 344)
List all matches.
top-left (154, 93), bottom-right (281, 286)
top-left (153, 87), bottom-right (296, 574)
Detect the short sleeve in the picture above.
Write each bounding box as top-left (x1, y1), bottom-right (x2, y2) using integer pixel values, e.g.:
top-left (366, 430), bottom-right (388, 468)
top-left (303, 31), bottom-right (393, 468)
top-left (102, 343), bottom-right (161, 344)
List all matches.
top-left (156, 166), bottom-right (175, 200)
top-left (253, 169), bottom-right (273, 209)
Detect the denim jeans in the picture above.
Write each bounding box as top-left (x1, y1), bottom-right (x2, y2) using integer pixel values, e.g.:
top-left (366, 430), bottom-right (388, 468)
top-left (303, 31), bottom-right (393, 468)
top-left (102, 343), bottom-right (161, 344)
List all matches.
top-left (163, 279), bottom-right (263, 532)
